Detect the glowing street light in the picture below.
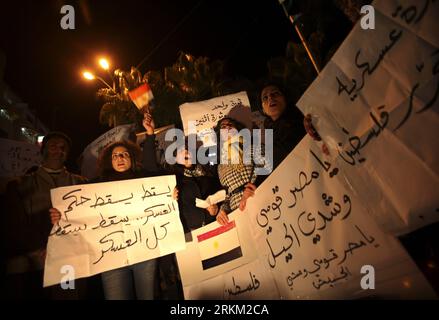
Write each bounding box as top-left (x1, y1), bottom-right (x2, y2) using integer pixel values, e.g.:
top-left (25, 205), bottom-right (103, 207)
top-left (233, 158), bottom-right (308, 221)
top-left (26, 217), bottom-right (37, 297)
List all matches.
top-left (83, 71), bottom-right (95, 80)
top-left (99, 58), bottom-right (110, 70)
top-left (82, 70), bottom-right (113, 90)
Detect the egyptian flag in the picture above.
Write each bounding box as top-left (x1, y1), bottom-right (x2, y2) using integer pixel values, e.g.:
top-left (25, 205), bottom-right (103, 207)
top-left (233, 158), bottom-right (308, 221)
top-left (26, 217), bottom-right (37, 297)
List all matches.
top-left (197, 221), bottom-right (243, 270)
top-left (128, 83), bottom-right (154, 110)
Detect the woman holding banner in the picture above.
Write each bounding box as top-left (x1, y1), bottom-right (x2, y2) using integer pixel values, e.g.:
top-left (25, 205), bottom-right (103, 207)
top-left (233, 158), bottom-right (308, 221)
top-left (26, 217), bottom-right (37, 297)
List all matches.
top-left (50, 111), bottom-right (172, 300)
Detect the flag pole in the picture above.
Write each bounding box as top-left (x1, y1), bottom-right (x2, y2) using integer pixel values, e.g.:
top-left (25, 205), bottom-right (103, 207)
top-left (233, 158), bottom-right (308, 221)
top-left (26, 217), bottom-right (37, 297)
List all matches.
top-left (280, 2), bottom-right (320, 75)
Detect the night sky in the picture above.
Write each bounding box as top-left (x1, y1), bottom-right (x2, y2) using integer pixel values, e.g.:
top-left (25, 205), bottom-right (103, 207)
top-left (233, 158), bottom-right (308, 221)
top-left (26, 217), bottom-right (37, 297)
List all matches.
top-left (1, 0), bottom-right (349, 171)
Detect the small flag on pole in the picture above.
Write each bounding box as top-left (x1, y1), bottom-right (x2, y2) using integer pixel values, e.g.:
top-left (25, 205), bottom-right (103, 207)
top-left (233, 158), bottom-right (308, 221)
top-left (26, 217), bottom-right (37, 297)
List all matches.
top-left (197, 221), bottom-right (243, 270)
top-left (128, 83), bottom-right (154, 110)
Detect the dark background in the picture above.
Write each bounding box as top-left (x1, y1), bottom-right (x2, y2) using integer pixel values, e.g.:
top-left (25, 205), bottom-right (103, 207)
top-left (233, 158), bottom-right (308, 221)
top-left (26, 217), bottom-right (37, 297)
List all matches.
top-left (0, 0), bottom-right (349, 170)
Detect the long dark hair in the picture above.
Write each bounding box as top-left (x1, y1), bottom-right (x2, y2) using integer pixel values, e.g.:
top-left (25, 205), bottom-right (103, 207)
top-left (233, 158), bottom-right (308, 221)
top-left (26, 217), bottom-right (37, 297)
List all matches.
top-left (97, 140), bottom-right (142, 178)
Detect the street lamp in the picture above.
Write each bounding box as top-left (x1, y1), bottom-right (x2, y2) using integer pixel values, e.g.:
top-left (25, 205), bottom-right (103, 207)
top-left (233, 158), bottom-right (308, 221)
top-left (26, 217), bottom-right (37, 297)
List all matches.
top-left (98, 58), bottom-right (110, 70)
top-left (82, 70), bottom-right (114, 90)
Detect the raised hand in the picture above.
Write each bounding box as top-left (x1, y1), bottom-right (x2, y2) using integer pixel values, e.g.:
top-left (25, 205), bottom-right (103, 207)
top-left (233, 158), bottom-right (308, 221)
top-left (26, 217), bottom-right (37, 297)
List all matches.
top-left (143, 110), bottom-right (155, 135)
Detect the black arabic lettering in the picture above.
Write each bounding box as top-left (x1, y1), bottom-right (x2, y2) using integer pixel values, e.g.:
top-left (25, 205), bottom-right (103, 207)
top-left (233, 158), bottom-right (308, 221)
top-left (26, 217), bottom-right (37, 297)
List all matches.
top-left (341, 195), bottom-right (352, 220)
top-left (393, 1), bottom-right (431, 25)
top-left (354, 29), bottom-right (402, 95)
top-left (288, 171), bottom-right (319, 209)
top-left (417, 49), bottom-right (439, 114)
top-left (336, 76), bottom-right (357, 97)
top-left (394, 82), bottom-right (419, 131)
top-left (143, 203), bottom-right (175, 225)
top-left (226, 272), bottom-right (260, 296)
top-left (355, 224), bottom-right (377, 245)
top-left (142, 185), bottom-right (171, 200)
top-left (89, 192), bottom-right (134, 208)
top-left (93, 229), bottom-right (142, 264)
top-left (91, 213), bottom-right (130, 230)
top-left (266, 225), bottom-right (294, 269)
top-left (297, 211), bottom-right (317, 237)
top-left (62, 189), bottom-right (91, 218)
top-left (50, 223), bottom-right (87, 237)
top-left (271, 196), bottom-right (283, 220)
top-left (256, 205), bottom-right (271, 227)
top-left (338, 106), bottom-right (389, 166)
top-left (338, 239), bottom-right (367, 266)
top-left (310, 149), bottom-right (339, 178)
top-left (146, 222), bottom-right (170, 250)
top-left (287, 270), bottom-right (303, 289)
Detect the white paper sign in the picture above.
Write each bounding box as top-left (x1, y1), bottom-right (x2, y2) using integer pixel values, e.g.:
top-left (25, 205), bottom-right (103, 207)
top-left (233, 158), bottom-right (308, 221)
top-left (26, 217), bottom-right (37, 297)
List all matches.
top-left (245, 136), bottom-right (436, 299)
top-left (177, 136), bottom-right (436, 299)
top-left (176, 211), bottom-right (258, 287)
top-left (296, 0), bottom-right (439, 234)
top-left (179, 91), bottom-right (251, 146)
top-left (44, 175), bottom-right (185, 287)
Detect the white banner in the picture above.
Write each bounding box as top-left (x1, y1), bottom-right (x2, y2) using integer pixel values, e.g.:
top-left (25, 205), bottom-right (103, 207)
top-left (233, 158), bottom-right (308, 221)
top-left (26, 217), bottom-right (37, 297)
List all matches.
top-left (44, 175), bottom-right (185, 287)
top-left (246, 136), bottom-right (435, 299)
top-left (176, 211), bottom-right (257, 288)
top-left (0, 138), bottom-right (41, 177)
top-left (81, 124), bottom-right (134, 179)
top-left (177, 137), bottom-right (436, 299)
top-left (296, 0), bottom-right (439, 234)
top-left (179, 91), bottom-right (251, 146)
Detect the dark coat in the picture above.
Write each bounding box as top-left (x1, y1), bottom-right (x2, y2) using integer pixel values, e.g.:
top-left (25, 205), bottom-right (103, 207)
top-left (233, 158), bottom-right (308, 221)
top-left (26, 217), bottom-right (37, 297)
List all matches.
top-left (264, 107), bottom-right (305, 170)
top-left (172, 165), bottom-right (222, 232)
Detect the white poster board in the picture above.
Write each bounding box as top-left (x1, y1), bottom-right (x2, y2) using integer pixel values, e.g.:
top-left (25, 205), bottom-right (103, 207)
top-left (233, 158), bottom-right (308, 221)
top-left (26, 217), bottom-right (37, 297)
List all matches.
top-left (177, 137), bottom-right (436, 299)
top-left (179, 91), bottom-right (251, 146)
top-left (176, 211), bottom-right (257, 288)
top-left (296, 0), bottom-right (439, 234)
top-left (44, 175), bottom-right (185, 287)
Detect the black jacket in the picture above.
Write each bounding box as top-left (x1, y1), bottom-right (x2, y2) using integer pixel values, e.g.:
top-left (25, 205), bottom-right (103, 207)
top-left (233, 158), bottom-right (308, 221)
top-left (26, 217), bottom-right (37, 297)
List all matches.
top-left (171, 165), bottom-right (222, 232)
top-left (265, 108), bottom-right (305, 170)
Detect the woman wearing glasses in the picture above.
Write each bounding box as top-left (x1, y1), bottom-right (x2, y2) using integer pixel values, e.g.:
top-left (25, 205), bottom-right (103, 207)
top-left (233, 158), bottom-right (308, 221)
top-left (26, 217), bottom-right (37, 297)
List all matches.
top-left (50, 111), bottom-right (170, 300)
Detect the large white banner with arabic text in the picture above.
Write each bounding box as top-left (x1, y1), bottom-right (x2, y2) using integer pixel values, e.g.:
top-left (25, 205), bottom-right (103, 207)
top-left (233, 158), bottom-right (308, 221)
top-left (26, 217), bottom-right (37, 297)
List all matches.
top-left (44, 175), bottom-right (185, 287)
top-left (297, 0), bottom-right (439, 234)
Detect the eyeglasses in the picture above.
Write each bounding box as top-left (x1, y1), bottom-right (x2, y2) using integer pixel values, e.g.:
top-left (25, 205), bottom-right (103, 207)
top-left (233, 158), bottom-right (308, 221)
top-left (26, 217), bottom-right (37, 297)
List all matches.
top-left (111, 151), bottom-right (130, 160)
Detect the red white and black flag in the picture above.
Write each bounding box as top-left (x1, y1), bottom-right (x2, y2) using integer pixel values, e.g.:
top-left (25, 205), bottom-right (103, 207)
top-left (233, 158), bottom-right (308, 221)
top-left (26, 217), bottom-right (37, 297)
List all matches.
top-left (197, 221), bottom-right (243, 270)
top-left (128, 83), bottom-right (154, 110)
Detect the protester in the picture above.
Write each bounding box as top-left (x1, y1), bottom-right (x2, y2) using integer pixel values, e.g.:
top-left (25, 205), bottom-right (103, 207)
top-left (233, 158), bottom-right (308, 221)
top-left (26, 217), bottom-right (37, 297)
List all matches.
top-left (50, 111), bottom-right (174, 300)
top-left (214, 106), bottom-right (270, 225)
top-left (3, 132), bottom-right (88, 299)
top-left (167, 136), bottom-right (222, 232)
top-left (239, 82), bottom-right (324, 211)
